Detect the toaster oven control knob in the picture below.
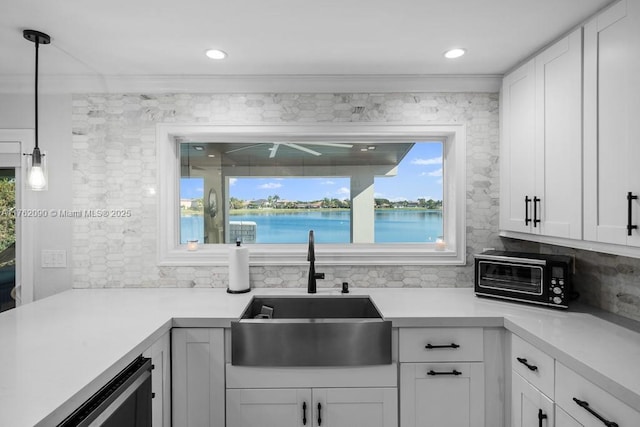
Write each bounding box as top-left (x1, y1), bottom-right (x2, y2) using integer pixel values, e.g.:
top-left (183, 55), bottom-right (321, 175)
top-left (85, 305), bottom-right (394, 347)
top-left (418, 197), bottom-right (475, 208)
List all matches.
top-left (552, 286), bottom-right (563, 295)
top-left (553, 296), bottom-right (563, 304)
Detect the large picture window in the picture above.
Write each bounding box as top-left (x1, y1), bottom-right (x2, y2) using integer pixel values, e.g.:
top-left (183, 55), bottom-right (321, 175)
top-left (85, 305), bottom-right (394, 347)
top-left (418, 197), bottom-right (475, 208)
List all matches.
top-left (157, 124), bottom-right (465, 265)
top-left (179, 141), bottom-right (443, 245)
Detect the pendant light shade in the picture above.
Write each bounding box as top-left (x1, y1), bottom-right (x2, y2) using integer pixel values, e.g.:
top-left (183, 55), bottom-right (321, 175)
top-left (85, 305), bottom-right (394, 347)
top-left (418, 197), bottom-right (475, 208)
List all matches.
top-left (23, 29), bottom-right (51, 191)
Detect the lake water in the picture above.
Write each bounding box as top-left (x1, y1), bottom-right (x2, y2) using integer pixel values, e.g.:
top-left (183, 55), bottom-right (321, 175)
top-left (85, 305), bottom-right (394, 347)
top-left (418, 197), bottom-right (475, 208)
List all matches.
top-left (181, 210), bottom-right (443, 244)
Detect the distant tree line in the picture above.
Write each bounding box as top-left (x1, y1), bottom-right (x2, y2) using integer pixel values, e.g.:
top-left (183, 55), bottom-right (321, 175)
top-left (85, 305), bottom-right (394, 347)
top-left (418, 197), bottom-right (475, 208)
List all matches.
top-left (375, 198), bottom-right (442, 209)
top-left (225, 194), bottom-right (443, 210)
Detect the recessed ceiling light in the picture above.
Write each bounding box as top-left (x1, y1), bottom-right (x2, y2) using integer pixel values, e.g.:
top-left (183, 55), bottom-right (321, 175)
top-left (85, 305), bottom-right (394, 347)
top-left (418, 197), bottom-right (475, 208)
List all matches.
top-left (193, 146), bottom-right (204, 151)
top-left (205, 49), bottom-right (227, 60)
top-left (444, 48), bottom-right (466, 59)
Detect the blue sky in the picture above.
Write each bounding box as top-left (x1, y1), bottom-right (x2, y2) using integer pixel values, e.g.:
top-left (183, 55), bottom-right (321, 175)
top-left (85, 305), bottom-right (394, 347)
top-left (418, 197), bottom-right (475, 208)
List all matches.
top-left (181, 142), bottom-right (443, 202)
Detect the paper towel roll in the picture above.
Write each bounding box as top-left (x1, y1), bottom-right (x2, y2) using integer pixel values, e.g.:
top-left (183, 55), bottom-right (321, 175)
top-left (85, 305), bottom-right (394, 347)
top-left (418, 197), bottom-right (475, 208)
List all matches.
top-left (228, 242), bottom-right (250, 293)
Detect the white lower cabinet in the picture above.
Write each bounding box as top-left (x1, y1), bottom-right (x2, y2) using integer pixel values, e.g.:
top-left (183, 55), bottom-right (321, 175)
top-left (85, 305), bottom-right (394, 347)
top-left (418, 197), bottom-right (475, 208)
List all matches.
top-left (555, 361), bottom-right (640, 427)
top-left (399, 327), bottom-right (486, 427)
top-left (142, 330), bottom-right (171, 427)
top-left (172, 328), bottom-right (226, 427)
top-left (400, 363), bottom-right (484, 427)
top-left (511, 372), bottom-right (553, 427)
top-left (227, 387), bottom-right (397, 427)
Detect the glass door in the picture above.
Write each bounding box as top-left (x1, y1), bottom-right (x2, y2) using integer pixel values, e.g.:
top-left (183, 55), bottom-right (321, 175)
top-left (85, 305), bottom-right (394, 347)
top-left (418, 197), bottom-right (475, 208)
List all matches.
top-left (0, 168), bottom-right (15, 312)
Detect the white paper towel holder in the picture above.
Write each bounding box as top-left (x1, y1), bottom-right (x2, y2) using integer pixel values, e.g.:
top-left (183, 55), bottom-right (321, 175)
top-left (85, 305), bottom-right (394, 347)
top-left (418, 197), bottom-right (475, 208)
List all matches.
top-left (227, 239), bottom-right (251, 294)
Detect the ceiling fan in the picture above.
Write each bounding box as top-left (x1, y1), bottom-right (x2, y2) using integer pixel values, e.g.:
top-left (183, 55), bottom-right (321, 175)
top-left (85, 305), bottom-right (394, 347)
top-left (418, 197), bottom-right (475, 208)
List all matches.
top-left (225, 142), bottom-right (353, 158)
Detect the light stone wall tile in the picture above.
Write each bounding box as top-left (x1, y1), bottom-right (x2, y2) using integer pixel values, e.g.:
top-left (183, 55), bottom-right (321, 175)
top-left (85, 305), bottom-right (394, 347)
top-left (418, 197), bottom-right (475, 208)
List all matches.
top-left (71, 91), bottom-right (509, 291)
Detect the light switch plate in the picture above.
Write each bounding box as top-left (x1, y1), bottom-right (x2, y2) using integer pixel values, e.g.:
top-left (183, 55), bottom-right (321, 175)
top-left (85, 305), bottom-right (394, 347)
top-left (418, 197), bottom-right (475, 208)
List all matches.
top-left (41, 250), bottom-right (67, 268)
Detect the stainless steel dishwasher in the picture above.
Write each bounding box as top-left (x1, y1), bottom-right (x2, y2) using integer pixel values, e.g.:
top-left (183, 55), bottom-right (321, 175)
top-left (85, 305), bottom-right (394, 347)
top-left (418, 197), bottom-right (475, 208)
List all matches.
top-left (57, 356), bottom-right (152, 427)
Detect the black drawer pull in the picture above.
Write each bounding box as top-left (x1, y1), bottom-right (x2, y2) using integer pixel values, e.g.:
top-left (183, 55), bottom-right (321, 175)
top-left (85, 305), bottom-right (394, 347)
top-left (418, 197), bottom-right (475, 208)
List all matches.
top-left (317, 402), bottom-right (322, 426)
top-left (302, 402), bottom-right (307, 425)
top-left (425, 343), bottom-right (460, 349)
top-left (573, 398), bottom-right (619, 427)
top-left (538, 409), bottom-right (547, 427)
top-left (516, 357), bottom-right (538, 372)
top-left (427, 369), bottom-right (462, 376)
top-left (627, 192), bottom-right (638, 236)
top-left (525, 196), bottom-right (532, 226)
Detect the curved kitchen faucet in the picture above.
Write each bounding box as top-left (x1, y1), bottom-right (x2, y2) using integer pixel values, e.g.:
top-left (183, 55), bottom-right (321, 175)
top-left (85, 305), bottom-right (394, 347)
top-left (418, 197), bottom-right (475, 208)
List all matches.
top-left (307, 230), bottom-right (324, 293)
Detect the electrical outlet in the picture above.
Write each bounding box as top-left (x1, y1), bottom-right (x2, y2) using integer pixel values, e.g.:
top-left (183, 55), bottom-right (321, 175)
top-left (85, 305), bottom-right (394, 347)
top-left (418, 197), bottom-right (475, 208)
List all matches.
top-left (41, 250), bottom-right (67, 268)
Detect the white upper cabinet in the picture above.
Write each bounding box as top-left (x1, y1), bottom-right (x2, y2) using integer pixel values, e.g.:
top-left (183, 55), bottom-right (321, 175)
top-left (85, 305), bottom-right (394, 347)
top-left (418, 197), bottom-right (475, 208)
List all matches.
top-left (500, 28), bottom-right (583, 239)
top-left (534, 29), bottom-right (583, 239)
top-left (500, 58), bottom-right (536, 233)
top-left (584, 0), bottom-right (640, 247)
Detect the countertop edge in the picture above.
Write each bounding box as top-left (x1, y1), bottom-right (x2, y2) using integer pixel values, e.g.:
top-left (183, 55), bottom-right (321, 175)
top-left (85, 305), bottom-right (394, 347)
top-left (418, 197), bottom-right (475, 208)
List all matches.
top-left (33, 319), bottom-right (173, 427)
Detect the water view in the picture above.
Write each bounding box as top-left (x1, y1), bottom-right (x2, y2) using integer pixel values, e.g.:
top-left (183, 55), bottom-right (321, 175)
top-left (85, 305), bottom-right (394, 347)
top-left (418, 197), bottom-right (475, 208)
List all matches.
top-left (180, 209), bottom-right (443, 244)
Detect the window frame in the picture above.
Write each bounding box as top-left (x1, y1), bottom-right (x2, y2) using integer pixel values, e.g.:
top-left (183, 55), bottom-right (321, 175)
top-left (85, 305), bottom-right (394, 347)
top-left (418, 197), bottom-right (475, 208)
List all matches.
top-left (157, 123), bottom-right (466, 266)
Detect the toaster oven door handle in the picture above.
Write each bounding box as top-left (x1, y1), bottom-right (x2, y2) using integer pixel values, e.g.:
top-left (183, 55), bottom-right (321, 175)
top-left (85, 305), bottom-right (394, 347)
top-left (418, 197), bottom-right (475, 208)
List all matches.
top-left (475, 254), bottom-right (547, 266)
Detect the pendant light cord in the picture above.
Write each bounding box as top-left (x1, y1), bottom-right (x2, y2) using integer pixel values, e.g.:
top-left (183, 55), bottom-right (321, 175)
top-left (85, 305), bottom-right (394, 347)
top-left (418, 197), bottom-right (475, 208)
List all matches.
top-left (34, 39), bottom-right (39, 150)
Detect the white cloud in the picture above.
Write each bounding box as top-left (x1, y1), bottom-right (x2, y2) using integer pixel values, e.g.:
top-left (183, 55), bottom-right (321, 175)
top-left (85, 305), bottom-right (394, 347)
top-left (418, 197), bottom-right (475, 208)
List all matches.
top-left (229, 178), bottom-right (237, 186)
top-left (411, 156), bottom-right (442, 166)
top-left (321, 180), bottom-right (335, 185)
top-left (258, 182), bottom-right (282, 190)
top-left (336, 187), bottom-right (350, 195)
top-left (426, 168), bottom-right (443, 177)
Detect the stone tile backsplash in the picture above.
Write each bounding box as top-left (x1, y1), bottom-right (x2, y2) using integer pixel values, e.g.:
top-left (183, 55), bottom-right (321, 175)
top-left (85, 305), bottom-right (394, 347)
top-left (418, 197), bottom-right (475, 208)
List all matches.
top-left (72, 92), bottom-right (505, 290)
top-left (71, 92), bottom-right (640, 322)
top-left (540, 244), bottom-right (640, 322)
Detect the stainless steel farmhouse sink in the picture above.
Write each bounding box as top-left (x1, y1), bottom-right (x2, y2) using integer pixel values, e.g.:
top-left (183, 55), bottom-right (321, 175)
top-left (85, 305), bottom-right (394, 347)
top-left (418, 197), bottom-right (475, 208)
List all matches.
top-left (231, 296), bottom-right (392, 366)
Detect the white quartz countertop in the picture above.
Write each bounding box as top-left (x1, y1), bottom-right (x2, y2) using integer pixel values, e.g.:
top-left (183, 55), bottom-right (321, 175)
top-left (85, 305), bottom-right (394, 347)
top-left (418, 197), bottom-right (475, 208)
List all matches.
top-left (1, 287), bottom-right (639, 426)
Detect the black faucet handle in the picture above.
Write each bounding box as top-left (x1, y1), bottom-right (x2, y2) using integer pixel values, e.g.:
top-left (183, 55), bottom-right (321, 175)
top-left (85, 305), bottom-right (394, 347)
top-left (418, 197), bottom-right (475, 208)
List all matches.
top-left (307, 229), bottom-right (315, 262)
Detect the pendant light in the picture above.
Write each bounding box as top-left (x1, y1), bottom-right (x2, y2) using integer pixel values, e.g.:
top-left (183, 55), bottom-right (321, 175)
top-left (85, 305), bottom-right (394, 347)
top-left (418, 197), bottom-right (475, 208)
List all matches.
top-left (23, 29), bottom-right (51, 191)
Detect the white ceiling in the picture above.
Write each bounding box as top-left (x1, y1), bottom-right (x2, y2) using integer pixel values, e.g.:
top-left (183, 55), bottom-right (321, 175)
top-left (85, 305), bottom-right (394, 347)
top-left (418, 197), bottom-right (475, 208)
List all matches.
top-left (0, 0), bottom-right (613, 82)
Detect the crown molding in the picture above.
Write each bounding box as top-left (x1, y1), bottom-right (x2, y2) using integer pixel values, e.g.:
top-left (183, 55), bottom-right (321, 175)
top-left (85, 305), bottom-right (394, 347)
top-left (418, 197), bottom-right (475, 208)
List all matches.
top-left (0, 73), bottom-right (501, 94)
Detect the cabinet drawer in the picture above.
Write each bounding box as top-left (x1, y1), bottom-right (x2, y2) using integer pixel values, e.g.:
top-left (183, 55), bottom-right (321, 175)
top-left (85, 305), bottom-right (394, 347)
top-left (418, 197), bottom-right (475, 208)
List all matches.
top-left (556, 361), bottom-right (640, 426)
top-left (511, 334), bottom-right (554, 399)
top-left (399, 328), bottom-right (483, 362)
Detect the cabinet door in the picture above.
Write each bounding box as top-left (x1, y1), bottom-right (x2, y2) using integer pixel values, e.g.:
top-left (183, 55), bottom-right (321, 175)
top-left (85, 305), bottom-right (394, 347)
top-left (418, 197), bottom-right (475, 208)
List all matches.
top-left (227, 388), bottom-right (311, 427)
top-left (313, 388), bottom-right (397, 427)
top-left (511, 372), bottom-right (553, 427)
top-left (500, 59), bottom-right (536, 233)
top-left (534, 28), bottom-right (583, 239)
top-left (172, 328), bottom-right (225, 427)
top-left (584, 0), bottom-right (640, 246)
top-left (400, 363), bottom-right (484, 427)
top-left (142, 331), bottom-right (171, 427)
